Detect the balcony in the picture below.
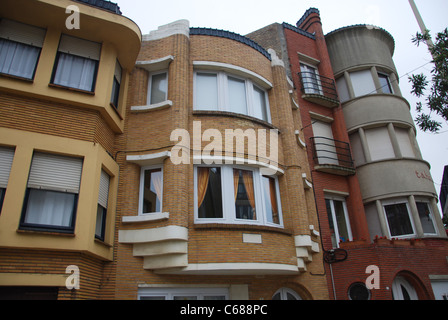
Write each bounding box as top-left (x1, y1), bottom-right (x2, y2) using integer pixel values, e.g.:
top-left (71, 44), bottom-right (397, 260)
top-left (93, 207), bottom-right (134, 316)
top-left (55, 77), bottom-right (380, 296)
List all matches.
top-left (310, 137), bottom-right (356, 176)
top-left (298, 72), bottom-right (339, 108)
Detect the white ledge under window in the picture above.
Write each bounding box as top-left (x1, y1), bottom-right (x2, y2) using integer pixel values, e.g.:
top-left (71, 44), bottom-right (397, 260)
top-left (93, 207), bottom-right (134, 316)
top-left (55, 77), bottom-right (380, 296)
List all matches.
top-left (131, 100), bottom-right (173, 112)
top-left (193, 61), bottom-right (273, 90)
top-left (126, 151), bottom-right (171, 167)
top-left (122, 212), bottom-right (169, 223)
top-left (136, 55), bottom-right (174, 73)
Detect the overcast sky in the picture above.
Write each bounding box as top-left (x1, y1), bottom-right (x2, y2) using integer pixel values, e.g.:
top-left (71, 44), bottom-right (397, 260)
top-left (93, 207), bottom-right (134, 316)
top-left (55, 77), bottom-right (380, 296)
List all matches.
top-left (118, 0), bottom-right (448, 203)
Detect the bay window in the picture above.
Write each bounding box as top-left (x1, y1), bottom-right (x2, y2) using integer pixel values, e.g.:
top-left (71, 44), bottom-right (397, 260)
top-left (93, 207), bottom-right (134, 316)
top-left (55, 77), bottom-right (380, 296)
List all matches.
top-left (51, 34), bottom-right (101, 92)
top-left (0, 19), bottom-right (45, 80)
top-left (20, 152), bottom-right (83, 233)
top-left (194, 71), bottom-right (270, 122)
top-left (195, 165), bottom-right (282, 227)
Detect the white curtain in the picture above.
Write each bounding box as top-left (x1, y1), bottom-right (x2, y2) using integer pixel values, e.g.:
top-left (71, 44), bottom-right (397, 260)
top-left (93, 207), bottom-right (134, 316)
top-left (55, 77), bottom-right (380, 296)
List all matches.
top-left (0, 39), bottom-right (40, 79)
top-left (24, 189), bottom-right (75, 227)
top-left (53, 52), bottom-right (96, 91)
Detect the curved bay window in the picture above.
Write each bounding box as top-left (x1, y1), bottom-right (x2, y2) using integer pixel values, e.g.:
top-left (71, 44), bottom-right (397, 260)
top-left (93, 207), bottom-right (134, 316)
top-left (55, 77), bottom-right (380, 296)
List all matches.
top-left (195, 166), bottom-right (282, 227)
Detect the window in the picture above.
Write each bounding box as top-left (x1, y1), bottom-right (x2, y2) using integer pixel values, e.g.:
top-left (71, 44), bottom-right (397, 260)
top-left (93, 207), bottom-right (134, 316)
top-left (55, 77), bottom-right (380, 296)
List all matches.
top-left (395, 127), bottom-right (415, 158)
top-left (325, 197), bottom-right (352, 247)
top-left (139, 167), bottom-right (163, 215)
top-left (311, 120), bottom-right (339, 165)
top-left (148, 71), bottom-right (168, 105)
top-left (382, 200), bottom-right (415, 237)
top-left (336, 76), bottom-right (350, 103)
top-left (350, 70), bottom-right (376, 97)
top-left (110, 60), bottom-right (122, 109)
top-left (300, 63), bottom-right (322, 95)
top-left (416, 200), bottom-right (437, 235)
top-left (348, 283), bottom-right (371, 300)
top-left (138, 287), bottom-right (229, 300)
top-left (272, 288), bottom-right (302, 300)
top-left (52, 34), bottom-right (101, 92)
top-left (392, 276), bottom-right (418, 300)
top-left (349, 131), bottom-right (366, 166)
top-left (364, 126), bottom-right (395, 161)
top-left (378, 73), bottom-right (393, 94)
top-left (0, 147), bottom-right (15, 213)
top-left (195, 166), bottom-right (282, 227)
top-left (0, 19), bottom-right (45, 80)
top-left (194, 71), bottom-right (270, 122)
top-left (95, 170), bottom-right (110, 241)
top-left (20, 153), bottom-right (83, 233)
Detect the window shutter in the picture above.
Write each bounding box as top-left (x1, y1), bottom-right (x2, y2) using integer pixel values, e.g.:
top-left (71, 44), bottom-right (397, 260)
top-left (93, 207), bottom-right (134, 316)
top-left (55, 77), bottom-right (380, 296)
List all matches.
top-left (27, 153), bottom-right (83, 194)
top-left (58, 34), bottom-right (101, 60)
top-left (0, 147), bottom-right (14, 188)
top-left (0, 19), bottom-right (46, 47)
top-left (98, 170), bottom-right (110, 209)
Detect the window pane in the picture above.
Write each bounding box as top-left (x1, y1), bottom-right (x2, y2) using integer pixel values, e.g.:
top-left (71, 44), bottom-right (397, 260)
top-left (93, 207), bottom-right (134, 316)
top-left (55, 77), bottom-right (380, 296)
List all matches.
top-left (195, 73), bottom-right (218, 110)
top-left (197, 167), bottom-right (223, 218)
top-left (384, 203), bottom-right (414, 237)
top-left (333, 200), bottom-right (350, 243)
top-left (95, 205), bottom-right (106, 239)
top-left (23, 189), bottom-right (76, 228)
top-left (53, 52), bottom-right (96, 91)
top-left (150, 72), bottom-right (168, 104)
top-left (0, 39), bottom-right (40, 79)
top-left (336, 76), bottom-right (350, 102)
top-left (234, 169), bottom-right (256, 221)
top-left (395, 127), bottom-right (415, 158)
top-left (416, 202), bottom-right (436, 234)
top-left (142, 168), bottom-right (162, 213)
top-left (300, 64), bottom-right (321, 94)
top-left (252, 86), bottom-right (268, 121)
top-left (263, 176), bottom-right (279, 224)
top-left (326, 199), bottom-right (338, 247)
top-left (365, 127), bottom-right (395, 161)
top-left (378, 73), bottom-right (393, 94)
top-left (228, 77), bottom-right (247, 115)
top-left (350, 70), bottom-right (376, 97)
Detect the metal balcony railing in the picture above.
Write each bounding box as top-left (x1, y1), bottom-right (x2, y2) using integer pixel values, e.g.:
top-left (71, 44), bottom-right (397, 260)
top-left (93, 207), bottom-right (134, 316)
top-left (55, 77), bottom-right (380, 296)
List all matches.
top-left (310, 137), bottom-right (354, 170)
top-left (298, 72), bottom-right (339, 102)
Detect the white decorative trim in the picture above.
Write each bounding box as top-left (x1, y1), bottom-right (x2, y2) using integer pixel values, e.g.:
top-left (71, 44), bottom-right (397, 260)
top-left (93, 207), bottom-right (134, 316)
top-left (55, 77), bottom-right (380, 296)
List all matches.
top-left (291, 97), bottom-right (299, 110)
top-left (193, 61), bottom-right (273, 89)
top-left (155, 263), bottom-right (299, 275)
top-left (310, 225), bottom-right (320, 237)
top-left (126, 151), bottom-right (171, 167)
top-left (302, 173), bottom-right (313, 189)
top-left (143, 20), bottom-right (190, 41)
top-left (136, 55), bottom-right (174, 72)
top-left (268, 48), bottom-right (284, 68)
top-left (131, 100), bottom-right (173, 112)
top-left (193, 155), bottom-right (284, 175)
top-left (295, 130), bottom-right (306, 149)
top-left (122, 212), bottom-right (169, 223)
top-left (119, 225), bottom-right (188, 244)
top-left (297, 52), bottom-right (320, 66)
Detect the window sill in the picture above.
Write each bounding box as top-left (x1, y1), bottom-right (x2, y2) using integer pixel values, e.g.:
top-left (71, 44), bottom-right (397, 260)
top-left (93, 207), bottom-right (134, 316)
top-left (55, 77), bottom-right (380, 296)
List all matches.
top-left (131, 100), bottom-right (172, 113)
top-left (0, 72), bottom-right (34, 83)
top-left (16, 228), bottom-right (75, 237)
top-left (122, 212), bottom-right (169, 224)
top-left (193, 222), bottom-right (292, 235)
top-left (48, 83), bottom-right (95, 95)
top-left (110, 102), bottom-right (124, 120)
top-left (192, 110), bottom-right (278, 130)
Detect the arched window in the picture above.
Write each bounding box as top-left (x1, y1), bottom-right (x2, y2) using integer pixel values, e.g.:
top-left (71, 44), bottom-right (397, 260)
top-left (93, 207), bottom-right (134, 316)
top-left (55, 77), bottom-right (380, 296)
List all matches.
top-left (392, 276), bottom-right (418, 300)
top-left (272, 288), bottom-right (302, 300)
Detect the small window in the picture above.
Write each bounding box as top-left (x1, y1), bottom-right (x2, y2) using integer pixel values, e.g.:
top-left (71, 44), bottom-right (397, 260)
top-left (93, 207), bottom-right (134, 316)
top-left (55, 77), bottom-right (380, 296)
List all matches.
top-left (52, 34), bottom-right (101, 92)
top-left (325, 197), bottom-right (352, 247)
top-left (300, 63), bottom-right (322, 95)
top-left (348, 283), bottom-right (371, 300)
top-left (252, 85), bottom-right (268, 122)
top-left (395, 127), bottom-right (415, 158)
top-left (148, 71), bottom-right (168, 105)
top-left (350, 70), bottom-right (376, 97)
top-left (195, 72), bottom-right (219, 110)
top-left (383, 200), bottom-right (415, 237)
top-left (378, 73), bottom-right (393, 94)
top-left (392, 276), bottom-right (419, 300)
top-left (0, 19), bottom-right (45, 80)
top-left (110, 60), bottom-right (122, 109)
top-left (228, 76), bottom-right (247, 115)
top-left (95, 170), bottom-right (110, 241)
top-left (336, 76), bottom-right (350, 103)
top-left (0, 147), bottom-right (14, 213)
top-left (140, 167), bottom-right (163, 215)
top-left (197, 167), bottom-right (223, 219)
top-left (20, 152), bottom-right (83, 233)
top-left (416, 200), bottom-right (437, 235)
top-left (365, 126), bottom-right (395, 161)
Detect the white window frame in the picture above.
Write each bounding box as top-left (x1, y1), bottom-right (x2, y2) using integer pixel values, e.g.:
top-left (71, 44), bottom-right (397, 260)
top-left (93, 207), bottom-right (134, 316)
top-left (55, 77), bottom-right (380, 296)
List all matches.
top-left (392, 276), bottom-right (419, 300)
top-left (138, 287), bottom-right (229, 300)
top-left (272, 287), bottom-right (302, 300)
top-left (147, 70), bottom-right (169, 106)
top-left (194, 165), bottom-right (283, 228)
top-left (193, 70), bottom-right (271, 123)
top-left (382, 198), bottom-right (416, 239)
top-left (415, 197), bottom-right (438, 236)
top-left (325, 195), bottom-right (353, 248)
top-left (138, 165), bottom-right (163, 216)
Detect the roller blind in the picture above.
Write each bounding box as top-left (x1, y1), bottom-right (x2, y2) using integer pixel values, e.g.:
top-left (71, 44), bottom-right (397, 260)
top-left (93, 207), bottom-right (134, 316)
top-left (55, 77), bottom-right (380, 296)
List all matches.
top-left (27, 153), bottom-right (83, 194)
top-left (0, 19), bottom-right (46, 47)
top-left (0, 147), bottom-right (15, 188)
top-left (98, 170), bottom-right (110, 209)
top-left (58, 34), bottom-right (101, 60)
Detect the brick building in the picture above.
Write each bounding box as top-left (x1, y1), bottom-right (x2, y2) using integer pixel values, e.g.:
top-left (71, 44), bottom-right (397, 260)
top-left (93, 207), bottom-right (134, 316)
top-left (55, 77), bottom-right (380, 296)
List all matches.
top-left (248, 8), bottom-right (448, 300)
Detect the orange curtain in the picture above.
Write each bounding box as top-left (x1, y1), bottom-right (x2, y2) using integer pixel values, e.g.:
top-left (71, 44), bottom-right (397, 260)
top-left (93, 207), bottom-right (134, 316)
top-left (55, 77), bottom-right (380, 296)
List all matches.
top-left (233, 169), bottom-right (239, 201)
top-left (197, 167), bottom-right (210, 208)
top-left (242, 170), bottom-right (256, 219)
top-left (268, 177), bottom-right (279, 224)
